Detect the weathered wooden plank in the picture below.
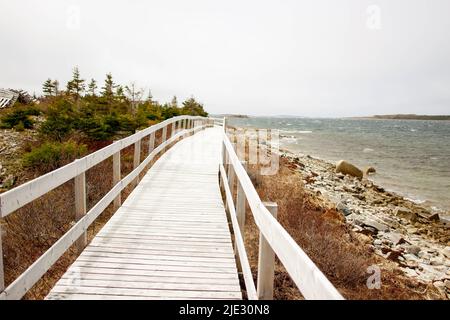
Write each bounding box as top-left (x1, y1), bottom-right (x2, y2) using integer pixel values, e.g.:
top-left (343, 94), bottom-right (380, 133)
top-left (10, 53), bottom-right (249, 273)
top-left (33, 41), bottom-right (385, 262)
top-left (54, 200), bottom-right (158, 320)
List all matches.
top-left (80, 250), bottom-right (236, 263)
top-left (74, 255), bottom-right (236, 268)
top-left (55, 278), bottom-right (241, 292)
top-left (89, 237), bottom-right (232, 248)
top-left (86, 245), bottom-right (234, 258)
top-left (65, 266), bottom-right (239, 280)
top-left (59, 272), bottom-right (238, 285)
top-left (70, 261), bottom-right (237, 274)
top-left (94, 233), bottom-right (232, 244)
top-left (49, 285), bottom-right (242, 299)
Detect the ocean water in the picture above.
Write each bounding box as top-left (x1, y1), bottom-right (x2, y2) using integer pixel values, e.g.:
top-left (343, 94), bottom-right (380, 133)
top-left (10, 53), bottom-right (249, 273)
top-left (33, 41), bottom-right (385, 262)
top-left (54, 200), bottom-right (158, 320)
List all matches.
top-left (228, 117), bottom-right (450, 214)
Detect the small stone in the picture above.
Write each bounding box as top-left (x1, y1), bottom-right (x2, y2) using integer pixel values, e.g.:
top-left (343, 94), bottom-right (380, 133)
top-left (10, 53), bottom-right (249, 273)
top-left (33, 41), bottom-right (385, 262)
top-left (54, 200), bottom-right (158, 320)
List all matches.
top-left (433, 281), bottom-right (447, 297)
top-left (385, 232), bottom-right (405, 245)
top-left (402, 268), bottom-right (418, 277)
top-left (374, 239), bottom-right (382, 246)
top-left (407, 227), bottom-right (419, 234)
top-left (444, 280), bottom-right (450, 290)
top-left (442, 246), bottom-right (450, 259)
top-left (430, 257), bottom-right (444, 266)
top-left (387, 250), bottom-right (403, 262)
top-left (406, 245), bottom-right (421, 256)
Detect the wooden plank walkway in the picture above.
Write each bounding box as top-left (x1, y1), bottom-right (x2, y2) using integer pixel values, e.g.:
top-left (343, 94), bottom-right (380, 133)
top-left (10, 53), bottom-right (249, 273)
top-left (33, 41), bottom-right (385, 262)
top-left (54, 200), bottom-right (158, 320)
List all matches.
top-left (46, 127), bottom-right (242, 300)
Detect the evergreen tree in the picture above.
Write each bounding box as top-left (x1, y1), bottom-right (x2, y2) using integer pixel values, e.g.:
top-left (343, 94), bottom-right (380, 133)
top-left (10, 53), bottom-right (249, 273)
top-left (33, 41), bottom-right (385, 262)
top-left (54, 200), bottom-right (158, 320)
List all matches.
top-left (88, 78), bottom-right (97, 96)
top-left (181, 97), bottom-right (208, 116)
top-left (171, 95), bottom-right (178, 108)
top-left (101, 73), bottom-right (116, 102)
top-left (52, 80), bottom-right (59, 96)
top-left (43, 78), bottom-right (54, 96)
top-left (146, 89), bottom-right (153, 102)
top-left (116, 85), bottom-right (126, 102)
top-left (66, 66), bottom-right (85, 99)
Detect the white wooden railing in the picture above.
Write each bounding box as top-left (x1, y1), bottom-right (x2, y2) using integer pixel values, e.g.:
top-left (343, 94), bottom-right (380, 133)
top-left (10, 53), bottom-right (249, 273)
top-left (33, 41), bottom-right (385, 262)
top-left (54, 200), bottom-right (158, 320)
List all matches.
top-left (0, 115), bottom-right (212, 300)
top-left (217, 118), bottom-right (344, 300)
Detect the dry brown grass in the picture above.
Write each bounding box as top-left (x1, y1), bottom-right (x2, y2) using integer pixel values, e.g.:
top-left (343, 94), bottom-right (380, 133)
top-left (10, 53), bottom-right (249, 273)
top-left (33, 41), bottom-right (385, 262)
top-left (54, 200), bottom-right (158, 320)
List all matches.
top-left (241, 156), bottom-right (438, 300)
top-left (1, 126), bottom-right (179, 299)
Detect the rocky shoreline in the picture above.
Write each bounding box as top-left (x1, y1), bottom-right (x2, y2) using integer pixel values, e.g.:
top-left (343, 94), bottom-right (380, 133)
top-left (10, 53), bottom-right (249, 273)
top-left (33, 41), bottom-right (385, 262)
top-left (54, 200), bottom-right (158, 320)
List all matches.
top-left (278, 149), bottom-right (450, 299)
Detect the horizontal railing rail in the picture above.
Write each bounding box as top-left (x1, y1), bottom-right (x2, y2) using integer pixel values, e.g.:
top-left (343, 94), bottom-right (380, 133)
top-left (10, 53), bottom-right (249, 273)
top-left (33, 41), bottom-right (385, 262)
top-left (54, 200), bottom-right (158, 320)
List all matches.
top-left (0, 115), bottom-right (212, 299)
top-left (219, 164), bottom-right (257, 300)
top-left (0, 116), bottom-right (207, 218)
top-left (219, 117), bottom-right (344, 300)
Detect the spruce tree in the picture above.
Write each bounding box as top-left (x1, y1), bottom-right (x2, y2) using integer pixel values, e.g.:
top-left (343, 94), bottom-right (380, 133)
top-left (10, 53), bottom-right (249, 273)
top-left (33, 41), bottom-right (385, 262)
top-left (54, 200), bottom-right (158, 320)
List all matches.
top-left (101, 73), bottom-right (116, 103)
top-left (181, 97), bottom-right (208, 116)
top-left (66, 66), bottom-right (85, 99)
top-left (88, 78), bottom-right (97, 96)
top-left (116, 86), bottom-right (127, 103)
top-left (43, 78), bottom-right (54, 96)
top-left (52, 80), bottom-right (59, 96)
top-left (147, 89), bottom-right (154, 102)
top-left (171, 95), bottom-right (178, 108)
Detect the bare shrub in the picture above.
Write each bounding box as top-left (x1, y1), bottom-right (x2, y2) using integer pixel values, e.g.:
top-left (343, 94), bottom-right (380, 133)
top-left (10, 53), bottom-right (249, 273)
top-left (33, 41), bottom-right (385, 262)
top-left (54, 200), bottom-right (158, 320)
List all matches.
top-left (242, 156), bottom-right (433, 300)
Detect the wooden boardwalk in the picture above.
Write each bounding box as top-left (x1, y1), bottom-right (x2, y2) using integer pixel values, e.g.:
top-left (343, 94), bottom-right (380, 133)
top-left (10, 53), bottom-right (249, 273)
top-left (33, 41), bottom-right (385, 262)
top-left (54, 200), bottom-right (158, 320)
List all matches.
top-left (46, 127), bottom-right (242, 300)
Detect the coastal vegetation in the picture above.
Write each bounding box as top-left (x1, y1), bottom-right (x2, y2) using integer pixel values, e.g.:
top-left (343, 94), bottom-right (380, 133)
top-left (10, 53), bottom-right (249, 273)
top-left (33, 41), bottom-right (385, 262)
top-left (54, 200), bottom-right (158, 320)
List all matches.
top-left (0, 67), bottom-right (208, 299)
top-left (0, 67), bottom-right (207, 175)
top-left (245, 149), bottom-right (447, 299)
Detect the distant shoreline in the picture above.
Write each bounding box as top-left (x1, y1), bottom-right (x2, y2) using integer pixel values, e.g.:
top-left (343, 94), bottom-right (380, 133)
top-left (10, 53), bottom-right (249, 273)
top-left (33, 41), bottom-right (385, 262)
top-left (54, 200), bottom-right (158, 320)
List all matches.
top-left (350, 114), bottom-right (450, 121)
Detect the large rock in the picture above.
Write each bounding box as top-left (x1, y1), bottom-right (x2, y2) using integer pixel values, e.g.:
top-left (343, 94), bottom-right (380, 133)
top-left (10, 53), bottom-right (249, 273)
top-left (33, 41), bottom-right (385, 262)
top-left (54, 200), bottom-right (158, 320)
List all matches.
top-left (335, 160), bottom-right (363, 180)
top-left (355, 217), bottom-right (389, 232)
top-left (394, 207), bottom-right (418, 222)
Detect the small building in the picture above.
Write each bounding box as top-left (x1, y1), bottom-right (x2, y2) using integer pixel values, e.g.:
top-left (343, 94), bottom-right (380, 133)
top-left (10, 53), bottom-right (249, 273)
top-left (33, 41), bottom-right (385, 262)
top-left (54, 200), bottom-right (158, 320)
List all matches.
top-left (0, 88), bottom-right (19, 108)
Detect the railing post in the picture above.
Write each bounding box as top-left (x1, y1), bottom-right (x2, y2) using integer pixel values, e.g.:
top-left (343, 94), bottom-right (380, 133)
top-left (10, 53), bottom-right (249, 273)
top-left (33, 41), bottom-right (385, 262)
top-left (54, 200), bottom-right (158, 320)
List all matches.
top-left (113, 151), bottom-right (121, 210)
top-left (172, 121), bottom-right (176, 138)
top-left (132, 135), bottom-right (141, 188)
top-left (0, 221), bottom-right (4, 292)
top-left (234, 161), bottom-right (247, 271)
top-left (227, 143), bottom-right (236, 191)
top-left (148, 131), bottom-right (155, 154)
top-left (223, 117), bottom-right (227, 132)
top-left (257, 202), bottom-right (278, 300)
top-left (162, 125), bottom-right (167, 152)
top-left (74, 170), bottom-right (87, 254)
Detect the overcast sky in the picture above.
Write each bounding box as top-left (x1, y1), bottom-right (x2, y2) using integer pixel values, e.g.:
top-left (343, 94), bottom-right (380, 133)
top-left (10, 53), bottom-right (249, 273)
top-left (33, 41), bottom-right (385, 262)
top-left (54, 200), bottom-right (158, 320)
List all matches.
top-left (1, 0), bottom-right (450, 117)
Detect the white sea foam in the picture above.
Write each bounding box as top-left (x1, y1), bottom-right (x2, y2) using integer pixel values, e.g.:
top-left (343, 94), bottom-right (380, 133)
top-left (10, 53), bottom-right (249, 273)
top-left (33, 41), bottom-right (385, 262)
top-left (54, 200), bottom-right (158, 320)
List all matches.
top-left (363, 148), bottom-right (374, 153)
top-left (405, 197), bottom-right (426, 205)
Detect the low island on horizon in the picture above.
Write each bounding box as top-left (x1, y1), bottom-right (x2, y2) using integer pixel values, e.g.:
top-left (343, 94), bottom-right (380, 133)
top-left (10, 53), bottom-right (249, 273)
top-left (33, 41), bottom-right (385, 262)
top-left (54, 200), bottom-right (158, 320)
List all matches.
top-left (354, 114), bottom-right (450, 121)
